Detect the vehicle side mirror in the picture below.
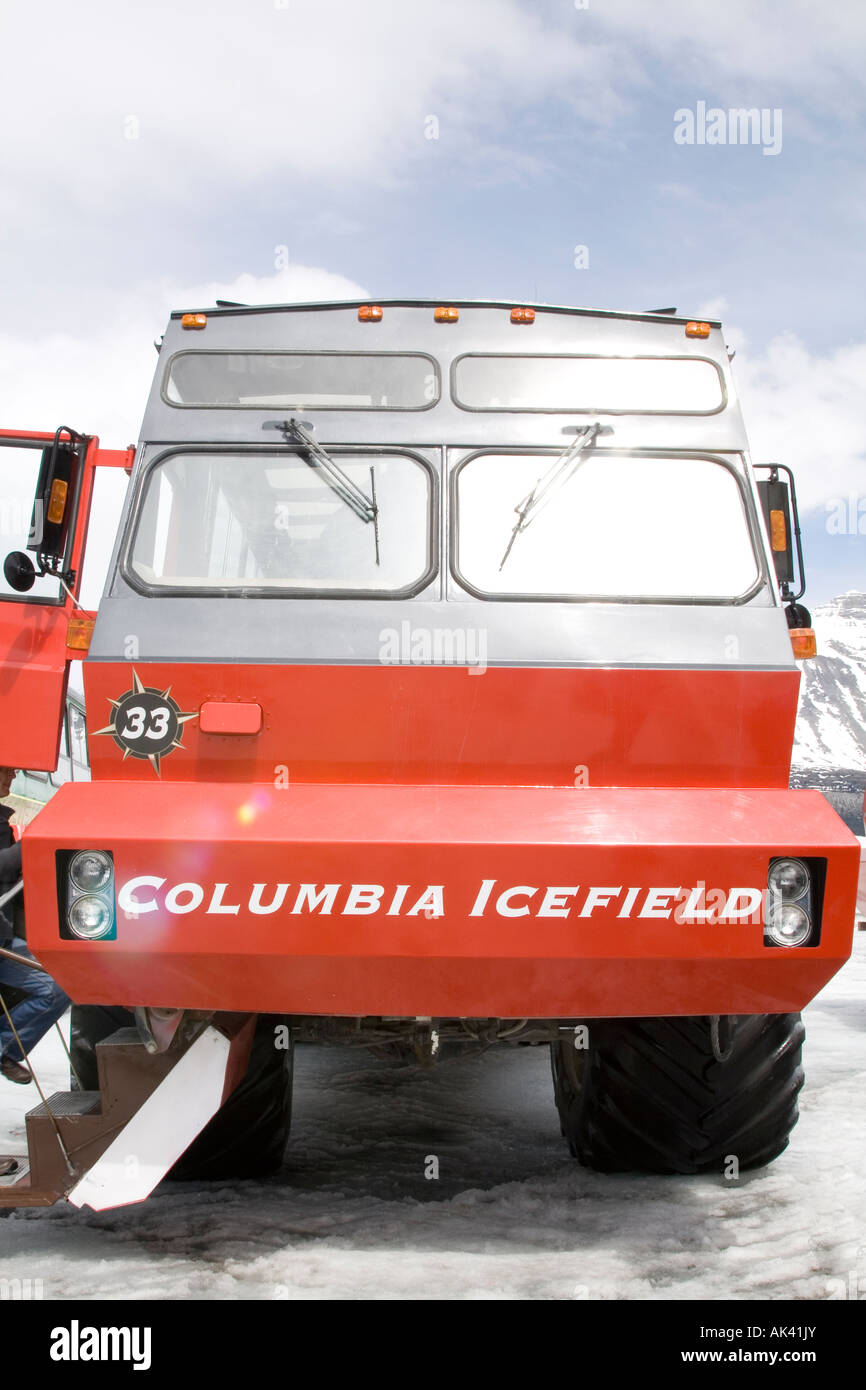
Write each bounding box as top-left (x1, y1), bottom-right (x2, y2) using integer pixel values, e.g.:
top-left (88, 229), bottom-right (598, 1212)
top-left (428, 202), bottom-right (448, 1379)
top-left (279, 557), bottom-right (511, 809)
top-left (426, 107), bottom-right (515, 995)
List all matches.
top-left (3, 551), bottom-right (36, 593)
top-left (27, 438), bottom-right (80, 565)
top-left (756, 474), bottom-right (794, 586)
top-left (754, 464), bottom-right (805, 601)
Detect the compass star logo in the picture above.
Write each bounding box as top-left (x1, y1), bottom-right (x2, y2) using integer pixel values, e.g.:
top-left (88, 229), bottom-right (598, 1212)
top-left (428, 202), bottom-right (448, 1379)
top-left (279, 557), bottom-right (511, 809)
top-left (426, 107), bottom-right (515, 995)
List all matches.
top-left (94, 670), bottom-right (198, 775)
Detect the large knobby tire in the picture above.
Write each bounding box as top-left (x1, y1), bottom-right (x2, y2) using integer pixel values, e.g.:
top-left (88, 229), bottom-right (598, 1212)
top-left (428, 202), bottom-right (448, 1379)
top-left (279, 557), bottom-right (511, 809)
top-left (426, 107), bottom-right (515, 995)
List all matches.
top-left (551, 1014), bottom-right (805, 1175)
top-left (70, 1006), bottom-right (293, 1180)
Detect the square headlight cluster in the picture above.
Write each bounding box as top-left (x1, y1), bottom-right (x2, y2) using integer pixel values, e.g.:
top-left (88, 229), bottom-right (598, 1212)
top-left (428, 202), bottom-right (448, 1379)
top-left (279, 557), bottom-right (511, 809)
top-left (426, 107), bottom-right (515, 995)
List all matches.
top-left (58, 850), bottom-right (116, 941)
top-left (765, 856), bottom-right (825, 948)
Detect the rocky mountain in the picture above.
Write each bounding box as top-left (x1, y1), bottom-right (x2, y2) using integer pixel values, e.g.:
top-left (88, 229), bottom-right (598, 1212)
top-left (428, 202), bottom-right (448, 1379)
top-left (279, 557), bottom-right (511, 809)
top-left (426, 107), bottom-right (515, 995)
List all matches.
top-left (790, 591), bottom-right (866, 834)
top-left (792, 591), bottom-right (866, 774)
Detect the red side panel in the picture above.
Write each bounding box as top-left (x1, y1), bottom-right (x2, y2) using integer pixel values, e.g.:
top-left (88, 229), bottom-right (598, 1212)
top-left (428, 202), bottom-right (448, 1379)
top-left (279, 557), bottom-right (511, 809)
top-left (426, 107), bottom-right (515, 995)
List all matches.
top-left (84, 663), bottom-right (801, 789)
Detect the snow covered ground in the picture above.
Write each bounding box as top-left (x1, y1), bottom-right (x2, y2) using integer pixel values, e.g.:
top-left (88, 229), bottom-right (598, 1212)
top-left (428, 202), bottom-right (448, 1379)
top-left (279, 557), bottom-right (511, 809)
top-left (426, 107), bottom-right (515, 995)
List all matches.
top-left (1, 935), bottom-right (865, 1301)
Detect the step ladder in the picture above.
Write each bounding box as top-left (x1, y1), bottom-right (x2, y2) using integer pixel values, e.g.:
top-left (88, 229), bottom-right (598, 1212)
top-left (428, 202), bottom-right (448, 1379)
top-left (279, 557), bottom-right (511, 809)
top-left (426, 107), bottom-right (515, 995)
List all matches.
top-left (0, 1014), bottom-right (254, 1209)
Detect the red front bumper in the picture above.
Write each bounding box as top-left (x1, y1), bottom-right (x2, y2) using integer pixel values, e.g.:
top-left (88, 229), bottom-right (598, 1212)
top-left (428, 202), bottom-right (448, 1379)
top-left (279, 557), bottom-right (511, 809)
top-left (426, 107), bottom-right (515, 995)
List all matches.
top-left (23, 782), bottom-right (860, 1018)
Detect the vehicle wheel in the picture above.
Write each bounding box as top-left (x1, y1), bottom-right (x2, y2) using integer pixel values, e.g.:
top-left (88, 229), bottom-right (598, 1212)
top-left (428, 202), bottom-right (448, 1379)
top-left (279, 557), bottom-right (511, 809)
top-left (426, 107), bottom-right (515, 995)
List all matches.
top-left (550, 1014), bottom-right (805, 1174)
top-left (70, 1005), bottom-right (293, 1180)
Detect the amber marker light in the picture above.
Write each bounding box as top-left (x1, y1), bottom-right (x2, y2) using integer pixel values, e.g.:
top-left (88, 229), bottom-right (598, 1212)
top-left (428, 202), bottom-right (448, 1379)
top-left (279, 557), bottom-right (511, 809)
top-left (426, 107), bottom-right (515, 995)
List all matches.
top-left (511, 307), bottom-right (536, 324)
top-left (789, 628), bottom-right (817, 659)
top-left (769, 509), bottom-right (788, 551)
top-left (66, 615), bottom-right (96, 651)
top-left (181, 313), bottom-right (207, 329)
top-left (434, 306), bottom-right (459, 322)
top-left (47, 478), bottom-right (68, 524)
top-left (358, 305), bottom-right (383, 321)
top-left (685, 321), bottom-right (711, 338)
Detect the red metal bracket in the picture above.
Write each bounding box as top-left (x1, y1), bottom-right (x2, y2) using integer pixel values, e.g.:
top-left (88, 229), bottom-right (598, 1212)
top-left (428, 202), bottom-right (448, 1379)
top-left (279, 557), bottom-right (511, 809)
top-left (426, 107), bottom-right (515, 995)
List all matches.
top-left (95, 446), bottom-right (136, 475)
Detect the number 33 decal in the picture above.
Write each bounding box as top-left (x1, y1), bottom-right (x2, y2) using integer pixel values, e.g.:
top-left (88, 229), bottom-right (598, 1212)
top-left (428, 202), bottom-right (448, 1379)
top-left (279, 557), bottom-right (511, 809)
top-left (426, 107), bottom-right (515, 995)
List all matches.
top-left (95, 671), bottom-right (198, 775)
top-left (121, 705), bottom-right (171, 741)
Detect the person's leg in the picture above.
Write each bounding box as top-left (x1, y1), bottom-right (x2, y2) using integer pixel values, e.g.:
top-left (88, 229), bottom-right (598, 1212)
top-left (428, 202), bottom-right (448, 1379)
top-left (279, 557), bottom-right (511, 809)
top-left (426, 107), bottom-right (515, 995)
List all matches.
top-left (0, 938), bottom-right (70, 1062)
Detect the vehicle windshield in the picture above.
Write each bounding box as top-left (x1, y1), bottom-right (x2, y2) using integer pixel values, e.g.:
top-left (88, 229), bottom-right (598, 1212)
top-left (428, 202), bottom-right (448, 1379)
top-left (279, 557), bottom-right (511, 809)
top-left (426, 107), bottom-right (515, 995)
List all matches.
top-left (164, 352), bottom-right (439, 410)
top-left (455, 453), bottom-right (760, 600)
top-left (127, 450), bottom-right (432, 594)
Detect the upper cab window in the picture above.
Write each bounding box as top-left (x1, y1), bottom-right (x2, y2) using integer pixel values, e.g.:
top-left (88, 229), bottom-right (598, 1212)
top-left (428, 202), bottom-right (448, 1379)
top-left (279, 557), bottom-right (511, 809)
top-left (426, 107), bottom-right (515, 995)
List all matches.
top-left (451, 354), bottom-right (725, 413)
top-left (163, 352), bottom-right (439, 410)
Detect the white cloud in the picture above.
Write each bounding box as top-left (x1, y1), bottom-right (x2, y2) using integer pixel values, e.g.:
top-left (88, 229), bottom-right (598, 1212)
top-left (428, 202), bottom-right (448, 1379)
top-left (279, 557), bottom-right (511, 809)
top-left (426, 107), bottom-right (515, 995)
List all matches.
top-left (695, 297), bottom-right (729, 321)
top-left (733, 333), bottom-right (866, 511)
top-left (0, 0), bottom-right (631, 214)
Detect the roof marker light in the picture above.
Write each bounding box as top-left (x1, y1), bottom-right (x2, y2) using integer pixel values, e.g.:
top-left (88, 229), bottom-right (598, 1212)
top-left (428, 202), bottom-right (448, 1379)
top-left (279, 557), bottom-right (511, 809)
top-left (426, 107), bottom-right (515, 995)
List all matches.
top-left (358, 305), bottom-right (383, 322)
top-left (434, 306), bottom-right (459, 323)
top-left (685, 321), bottom-right (711, 338)
top-left (511, 307), bottom-right (535, 324)
top-left (181, 313), bottom-right (207, 330)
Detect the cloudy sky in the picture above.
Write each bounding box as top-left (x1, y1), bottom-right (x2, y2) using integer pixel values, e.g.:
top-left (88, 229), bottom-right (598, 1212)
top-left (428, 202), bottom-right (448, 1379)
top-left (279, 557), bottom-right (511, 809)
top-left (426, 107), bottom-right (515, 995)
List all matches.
top-left (1, 0), bottom-right (863, 604)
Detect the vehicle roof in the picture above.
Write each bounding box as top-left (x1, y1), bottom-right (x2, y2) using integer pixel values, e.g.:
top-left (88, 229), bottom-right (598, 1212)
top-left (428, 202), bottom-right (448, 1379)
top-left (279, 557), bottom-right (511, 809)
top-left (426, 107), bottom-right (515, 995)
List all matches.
top-left (169, 298), bottom-right (722, 329)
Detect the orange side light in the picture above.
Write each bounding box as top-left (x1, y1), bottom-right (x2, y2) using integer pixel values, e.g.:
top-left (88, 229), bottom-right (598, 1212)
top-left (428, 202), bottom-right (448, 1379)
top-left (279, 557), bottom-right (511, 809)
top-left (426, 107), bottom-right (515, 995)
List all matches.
top-left (181, 313), bottom-right (207, 330)
top-left (769, 508), bottom-right (787, 551)
top-left (434, 306), bottom-right (459, 323)
top-left (66, 615), bottom-right (96, 652)
top-left (47, 478), bottom-right (68, 524)
top-left (358, 305), bottom-right (383, 322)
top-left (685, 321), bottom-right (711, 338)
top-left (789, 628), bottom-right (817, 660)
top-left (511, 307), bottom-right (536, 324)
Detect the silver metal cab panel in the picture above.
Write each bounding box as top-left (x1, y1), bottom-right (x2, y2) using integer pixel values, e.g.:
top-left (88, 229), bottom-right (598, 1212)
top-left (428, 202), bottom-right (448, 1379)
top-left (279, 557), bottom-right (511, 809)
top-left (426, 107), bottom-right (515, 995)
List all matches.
top-left (89, 593), bottom-right (794, 670)
top-left (94, 300), bottom-right (788, 670)
top-left (140, 301), bottom-right (747, 452)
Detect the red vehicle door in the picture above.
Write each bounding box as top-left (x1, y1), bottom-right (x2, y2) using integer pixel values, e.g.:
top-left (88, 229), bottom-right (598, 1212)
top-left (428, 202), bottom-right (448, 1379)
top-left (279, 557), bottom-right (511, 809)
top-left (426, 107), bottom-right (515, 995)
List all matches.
top-left (0, 428), bottom-right (99, 770)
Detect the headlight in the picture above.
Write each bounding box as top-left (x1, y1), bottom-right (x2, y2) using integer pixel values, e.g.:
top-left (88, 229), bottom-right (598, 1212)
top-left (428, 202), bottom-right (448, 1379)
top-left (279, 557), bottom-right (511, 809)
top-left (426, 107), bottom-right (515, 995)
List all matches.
top-left (60, 848), bottom-right (116, 941)
top-left (69, 850), bottom-right (113, 893)
top-left (765, 901), bottom-right (811, 947)
top-left (768, 858), bottom-right (810, 902)
top-left (68, 895), bottom-right (115, 940)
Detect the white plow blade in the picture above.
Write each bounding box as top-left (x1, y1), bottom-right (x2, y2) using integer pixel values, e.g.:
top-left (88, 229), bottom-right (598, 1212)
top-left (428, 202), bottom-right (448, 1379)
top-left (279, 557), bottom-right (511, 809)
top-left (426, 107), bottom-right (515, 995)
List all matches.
top-left (68, 1026), bottom-right (232, 1211)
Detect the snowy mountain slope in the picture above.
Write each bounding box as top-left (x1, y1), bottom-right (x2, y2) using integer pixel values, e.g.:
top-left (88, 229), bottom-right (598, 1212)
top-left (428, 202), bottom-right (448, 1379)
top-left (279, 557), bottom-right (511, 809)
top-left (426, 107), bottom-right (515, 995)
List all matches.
top-left (793, 591), bottom-right (866, 776)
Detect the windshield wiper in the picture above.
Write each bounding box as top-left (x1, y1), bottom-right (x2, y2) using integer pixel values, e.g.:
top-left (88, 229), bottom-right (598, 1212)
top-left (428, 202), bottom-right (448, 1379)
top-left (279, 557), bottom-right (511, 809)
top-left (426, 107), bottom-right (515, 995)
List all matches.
top-left (264, 417), bottom-right (380, 564)
top-left (499, 422), bottom-right (602, 570)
